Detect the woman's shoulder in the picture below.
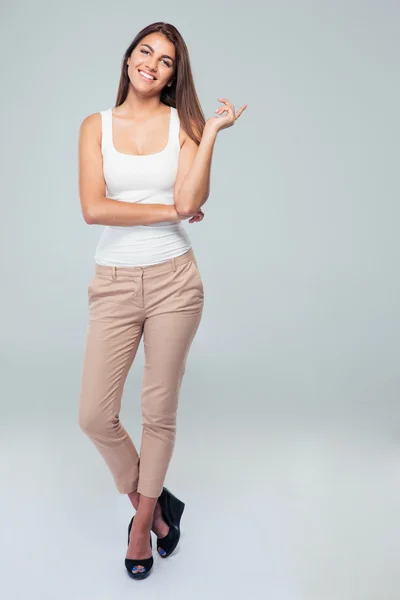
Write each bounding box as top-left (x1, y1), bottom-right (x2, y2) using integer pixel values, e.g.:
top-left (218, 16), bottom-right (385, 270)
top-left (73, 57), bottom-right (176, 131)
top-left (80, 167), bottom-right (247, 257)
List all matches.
top-left (80, 110), bottom-right (104, 128)
top-left (78, 111), bottom-right (107, 145)
top-left (80, 108), bottom-right (112, 131)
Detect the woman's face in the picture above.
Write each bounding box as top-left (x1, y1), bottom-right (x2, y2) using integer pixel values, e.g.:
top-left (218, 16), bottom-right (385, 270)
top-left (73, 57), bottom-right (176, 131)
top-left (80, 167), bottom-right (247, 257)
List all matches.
top-left (127, 33), bottom-right (176, 93)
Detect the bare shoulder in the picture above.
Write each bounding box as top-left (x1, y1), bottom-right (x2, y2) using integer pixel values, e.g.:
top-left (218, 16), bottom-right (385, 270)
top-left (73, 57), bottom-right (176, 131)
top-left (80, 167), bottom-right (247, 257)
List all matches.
top-left (79, 112), bottom-right (102, 140)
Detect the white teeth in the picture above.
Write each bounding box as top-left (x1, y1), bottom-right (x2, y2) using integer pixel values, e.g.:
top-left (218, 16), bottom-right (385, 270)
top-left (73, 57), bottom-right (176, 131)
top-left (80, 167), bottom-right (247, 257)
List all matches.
top-left (139, 70), bottom-right (155, 80)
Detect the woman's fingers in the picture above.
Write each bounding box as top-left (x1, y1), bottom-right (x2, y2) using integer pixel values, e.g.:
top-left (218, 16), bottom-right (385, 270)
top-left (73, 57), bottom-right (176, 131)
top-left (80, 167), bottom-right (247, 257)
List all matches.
top-left (188, 213), bottom-right (204, 223)
top-left (216, 103), bottom-right (233, 113)
top-left (217, 98), bottom-right (247, 120)
top-left (235, 104), bottom-right (247, 119)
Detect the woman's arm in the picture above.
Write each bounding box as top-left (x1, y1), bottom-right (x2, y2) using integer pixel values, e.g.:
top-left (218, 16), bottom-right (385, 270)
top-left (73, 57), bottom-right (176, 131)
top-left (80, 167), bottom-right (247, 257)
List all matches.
top-left (175, 98), bottom-right (247, 217)
top-left (173, 122), bottom-right (217, 217)
top-left (78, 113), bottom-right (180, 226)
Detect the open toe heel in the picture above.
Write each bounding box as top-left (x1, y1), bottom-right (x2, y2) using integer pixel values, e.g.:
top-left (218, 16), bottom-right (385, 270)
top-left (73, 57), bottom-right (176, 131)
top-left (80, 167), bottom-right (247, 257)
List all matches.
top-left (156, 487), bottom-right (185, 558)
top-left (125, 516), bottom-right (154, 580)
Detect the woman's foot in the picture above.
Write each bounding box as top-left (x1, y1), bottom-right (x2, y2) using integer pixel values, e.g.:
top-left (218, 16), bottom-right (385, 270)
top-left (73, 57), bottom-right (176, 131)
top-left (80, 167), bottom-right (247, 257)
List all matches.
top-left (127, 491), bottom-right (171, 557)
top-left (151, 500), bottom-right (170, 556)
top-left (126, 516), bottom-right (152, 575)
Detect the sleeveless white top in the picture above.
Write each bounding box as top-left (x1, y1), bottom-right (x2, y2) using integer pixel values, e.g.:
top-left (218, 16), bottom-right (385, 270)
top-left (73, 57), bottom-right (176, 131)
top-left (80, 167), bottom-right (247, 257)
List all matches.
top-left (93, 105), bottom-right (192, 267)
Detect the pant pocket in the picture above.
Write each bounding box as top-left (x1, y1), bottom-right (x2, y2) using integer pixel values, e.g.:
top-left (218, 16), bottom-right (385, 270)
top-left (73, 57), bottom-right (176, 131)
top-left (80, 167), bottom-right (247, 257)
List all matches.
top-left (190, 259), bottom-right (204, 293)
top-left (88, 274), bottom-right (137, 307)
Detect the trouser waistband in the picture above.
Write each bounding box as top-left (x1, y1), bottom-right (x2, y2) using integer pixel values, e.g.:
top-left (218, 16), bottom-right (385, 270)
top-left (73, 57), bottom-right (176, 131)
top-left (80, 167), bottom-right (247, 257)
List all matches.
top-left (94, 248), bottom-right (196, 280)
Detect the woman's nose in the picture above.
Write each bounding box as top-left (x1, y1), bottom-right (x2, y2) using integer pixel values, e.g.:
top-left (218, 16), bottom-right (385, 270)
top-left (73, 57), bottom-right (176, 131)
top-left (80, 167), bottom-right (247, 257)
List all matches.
top-left (145, 62), bottom-right (157, 73)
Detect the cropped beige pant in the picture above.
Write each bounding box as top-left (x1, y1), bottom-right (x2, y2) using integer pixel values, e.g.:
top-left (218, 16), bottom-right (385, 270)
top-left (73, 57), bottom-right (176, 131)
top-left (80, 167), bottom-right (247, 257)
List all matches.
top-left (78, 247), bottom-right (204, 498)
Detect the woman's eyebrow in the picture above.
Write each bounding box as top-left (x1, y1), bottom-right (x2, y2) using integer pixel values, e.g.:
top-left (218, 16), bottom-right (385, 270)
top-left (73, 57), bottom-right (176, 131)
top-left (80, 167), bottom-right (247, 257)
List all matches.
top-left (140, 43), bottom-right (175, 63)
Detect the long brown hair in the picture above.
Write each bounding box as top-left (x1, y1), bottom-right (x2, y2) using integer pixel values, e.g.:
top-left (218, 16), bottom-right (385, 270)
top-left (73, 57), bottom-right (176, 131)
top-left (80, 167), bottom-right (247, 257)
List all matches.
top-left (114, 22), bottom-right (205, 145)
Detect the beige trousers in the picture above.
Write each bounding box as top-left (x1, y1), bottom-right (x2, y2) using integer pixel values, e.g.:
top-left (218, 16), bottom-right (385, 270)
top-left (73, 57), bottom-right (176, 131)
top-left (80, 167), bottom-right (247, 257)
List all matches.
top-left (78, 247), bottom-right (204, 498)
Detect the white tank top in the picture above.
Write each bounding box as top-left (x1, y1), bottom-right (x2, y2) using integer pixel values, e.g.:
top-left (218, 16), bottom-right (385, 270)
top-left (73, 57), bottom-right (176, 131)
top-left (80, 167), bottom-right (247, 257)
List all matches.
top-left (93, 105), bottom-right (192, 267)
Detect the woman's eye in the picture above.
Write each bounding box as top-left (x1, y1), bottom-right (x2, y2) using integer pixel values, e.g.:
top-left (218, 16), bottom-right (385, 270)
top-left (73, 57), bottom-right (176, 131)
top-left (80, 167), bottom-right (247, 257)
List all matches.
top-left (140, 49), bottom-right (171, 67)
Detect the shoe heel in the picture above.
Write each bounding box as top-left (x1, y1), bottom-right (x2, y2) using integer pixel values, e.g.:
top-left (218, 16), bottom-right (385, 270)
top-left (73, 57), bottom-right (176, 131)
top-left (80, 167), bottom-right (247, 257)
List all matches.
top-left (161, 487), bottom-right (185, 528)
top-left (169, 494), bottom-right (185, 527)
top-left (157, 487), bottom-right (185, 558)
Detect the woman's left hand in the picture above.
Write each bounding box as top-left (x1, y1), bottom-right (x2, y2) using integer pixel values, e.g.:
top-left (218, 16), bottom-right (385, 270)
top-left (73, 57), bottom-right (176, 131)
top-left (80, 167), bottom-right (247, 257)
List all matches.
top-left (188, 208), bottom-right (205, 223)
top-left (206, 98), bottom-right (247, 133)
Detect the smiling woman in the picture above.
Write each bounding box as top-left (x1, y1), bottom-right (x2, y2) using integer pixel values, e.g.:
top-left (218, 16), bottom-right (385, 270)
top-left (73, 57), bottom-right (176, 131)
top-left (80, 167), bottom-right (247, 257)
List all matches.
top-left (138, 69), bottom-right (156, 80)
top-left (139, 43), bottom-right (174, 70)
top-left (77, 19), bottom-right (246, 583)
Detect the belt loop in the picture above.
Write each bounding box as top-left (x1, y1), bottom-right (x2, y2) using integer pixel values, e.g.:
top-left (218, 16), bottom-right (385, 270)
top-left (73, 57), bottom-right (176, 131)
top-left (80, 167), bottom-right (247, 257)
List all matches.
top-left (112, 266), bottom-right (116, 280)
top-left (171, 257), bottom-right (176, 272)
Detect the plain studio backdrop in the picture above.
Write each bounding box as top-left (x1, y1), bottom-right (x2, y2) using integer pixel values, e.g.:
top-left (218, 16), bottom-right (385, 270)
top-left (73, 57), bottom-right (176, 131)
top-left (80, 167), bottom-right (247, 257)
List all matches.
top-left (1, 1), bottom-right (399, 599)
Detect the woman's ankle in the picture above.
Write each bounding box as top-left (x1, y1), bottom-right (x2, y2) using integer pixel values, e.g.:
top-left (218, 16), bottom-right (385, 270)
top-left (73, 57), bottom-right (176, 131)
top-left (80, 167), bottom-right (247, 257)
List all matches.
top-left (127, 490), bottom-right (140, 510)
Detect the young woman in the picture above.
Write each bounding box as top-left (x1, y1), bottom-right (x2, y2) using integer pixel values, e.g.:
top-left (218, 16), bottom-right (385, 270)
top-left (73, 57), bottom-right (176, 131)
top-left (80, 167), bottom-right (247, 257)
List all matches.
top-left (78, 21), bottom-right (246, 580)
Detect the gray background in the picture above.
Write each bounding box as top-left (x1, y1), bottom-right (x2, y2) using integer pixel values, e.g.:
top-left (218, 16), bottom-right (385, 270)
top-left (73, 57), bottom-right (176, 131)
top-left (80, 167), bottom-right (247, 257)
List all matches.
top-left (1, 1), bottom-right (399, 598)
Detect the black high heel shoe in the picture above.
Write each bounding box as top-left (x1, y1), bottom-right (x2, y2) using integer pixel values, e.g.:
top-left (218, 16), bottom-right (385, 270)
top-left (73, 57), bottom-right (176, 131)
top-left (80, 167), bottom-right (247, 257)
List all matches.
top-left (156, 487), bottom-right (185, 558)
top-left (125, 515), bottom-right (153, 580)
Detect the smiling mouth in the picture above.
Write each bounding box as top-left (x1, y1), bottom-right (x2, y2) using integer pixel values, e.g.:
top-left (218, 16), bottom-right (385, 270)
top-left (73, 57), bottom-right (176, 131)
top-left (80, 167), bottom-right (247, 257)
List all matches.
top-left (138, 69), bottom-right (156, 81)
